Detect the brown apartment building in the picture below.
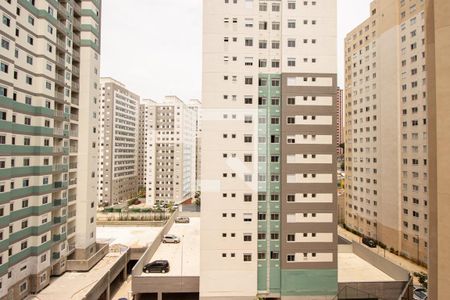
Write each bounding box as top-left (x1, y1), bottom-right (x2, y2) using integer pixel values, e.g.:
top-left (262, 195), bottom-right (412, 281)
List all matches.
top-left (426, 0), bottom-right (450, 299)
top-left (344, 0), bottom-right (430, 265)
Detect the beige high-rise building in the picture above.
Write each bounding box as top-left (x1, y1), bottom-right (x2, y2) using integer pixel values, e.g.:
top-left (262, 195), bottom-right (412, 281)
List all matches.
top-left (0, 0), bottom-right (101, 298)
top-left (344, 0), bottom-right (429, 265)
top-left (139, 97), bottom-right (198, 207)
top-left (201, 0), bottom-right (338, 298)
top-left (97, 78), bottom-right (139, 206)
top-left (426, 0), bottom-right (450, 298)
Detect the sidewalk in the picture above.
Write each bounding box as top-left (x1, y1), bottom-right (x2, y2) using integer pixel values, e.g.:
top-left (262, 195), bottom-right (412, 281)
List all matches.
top-left (338, 225), bottom-right (428, 276)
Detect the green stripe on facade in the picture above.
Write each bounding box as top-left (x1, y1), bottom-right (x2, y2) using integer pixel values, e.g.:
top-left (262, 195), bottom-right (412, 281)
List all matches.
top-left (80, 24), bottom-right (100, 37)
top-left (80, 39), bottom-right (100, 51)
top-left (0, 96), bottom-right (54, 118)
top-left (0, 121), bottom-right (54, 137)
top-left (280, 269), bottom-right (338, 296)
top-left (81, 9), bottom-right (100, 22)
top-left (0, 184), bottom-right (53, 204)
top-left (0, 166), bottom-right (52, 180)
top-left (258, 73), bottom-right (282, 294)
top-left (0, 145), bottom-right (53, 156)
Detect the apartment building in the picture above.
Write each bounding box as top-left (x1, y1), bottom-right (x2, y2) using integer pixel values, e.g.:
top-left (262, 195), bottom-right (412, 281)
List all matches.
top-left (188, 99), bottom-right (202, 192)
top-left (0, 0), bottom-right (101, 298)
top-left (139, 97), bottom-right (198, 207)
top-left (426, 0), bottom-right (450, 298)
top-left (201, 0), bottom-right (338, 299)
top-left (98, 78), bottom-right (139, 206)
top-left (336, 88), bottom-right (343, 157)
top-left (344, 0), bottom-right (429, 265)
top-left (137, 101), bottom-right (148, 190)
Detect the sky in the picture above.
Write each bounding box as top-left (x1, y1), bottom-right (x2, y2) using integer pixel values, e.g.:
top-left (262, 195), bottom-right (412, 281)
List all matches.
top-left (100, 0), bottom-right (372, 101)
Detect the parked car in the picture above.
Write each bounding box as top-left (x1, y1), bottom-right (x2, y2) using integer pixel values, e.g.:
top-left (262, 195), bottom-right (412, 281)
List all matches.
top-left (362, 236), bottom-right (377, 248)
top-left (413, 287), bottom-right (428, 300)
top-left (143, 260), bottom-right (170, 273)
top-left (162, 234), bottom-right (180, 243)
top-left (175, 216), bottom-right (190, 223)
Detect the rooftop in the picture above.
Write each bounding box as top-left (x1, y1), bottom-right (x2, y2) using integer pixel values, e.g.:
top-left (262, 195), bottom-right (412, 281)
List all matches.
top-left (338, 252), bottom-right (395, 282)
top-left (96, 225), bottom-right (163, 248)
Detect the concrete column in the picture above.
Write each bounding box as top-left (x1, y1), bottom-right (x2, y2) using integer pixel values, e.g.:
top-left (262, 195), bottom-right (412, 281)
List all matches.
top-left (157, 292), bottom-right (163, 300)
top-left (106, 271), bottom-right (110, 300)
top-left (122, 266), bottom-right (127, 281)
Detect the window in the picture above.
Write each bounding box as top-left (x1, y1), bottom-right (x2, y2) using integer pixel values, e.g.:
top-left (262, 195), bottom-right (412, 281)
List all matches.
top-left (288, 20), bottom-right (296, 28)
top-left (244, 77), bottom-right (253, 85)
top-left (244, 38), bottom-right (253, 46)
top-left (243, 233), bottom-right (252, 241)
top-left (288, 2), bottom-right (296, 9)
top-left (243, 254), bottom-right (252, 261)
top-left (287, 234), bottom-right (295, 241)
top-left (287, 254), bottom-right (295, 262)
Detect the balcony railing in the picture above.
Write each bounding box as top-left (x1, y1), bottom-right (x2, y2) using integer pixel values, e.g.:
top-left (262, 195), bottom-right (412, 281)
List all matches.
top-left (53, 110), bottom-right (64, 119)
top-left (55, 91), bottom-right (65, 101)
top-left (71, 82), bottom-right (79, 91)
top-left (56, 38), bottom-right (66, 50)
top-left (70, 130), bottom-right (78, 138)
top-left (68, 195), bottom-right (76, 203)
top-left (68, 211), bottom-right (76, 218)
top-left (72, 1), bottom-right (81, 15)
top-left (69, 163), bottom-right (77, 169)
top-left (70, 114), bottom-right (79, 121)
top-left (55, 74), bottom-right (65, 85)
top-left (54, 181), bottom-right (68, 189)
top-left (69, 178), bottom-right (77, 186)
top-left (52, 164), bottom-right (68, 172)
top-left (53, 128), bottom-right (64, 136)
top-left (70, 146), bottom-right (78, 153)
top-left (72, 49), bottom-right (80, 60)
top-left (72, 66), bottom-right (80, 76)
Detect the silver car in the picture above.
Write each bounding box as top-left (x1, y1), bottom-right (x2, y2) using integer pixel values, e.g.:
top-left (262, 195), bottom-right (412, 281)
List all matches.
top-left (162, 234), bottom-right (180, 243)
top-left (175, 216), bottom-right (190, 223)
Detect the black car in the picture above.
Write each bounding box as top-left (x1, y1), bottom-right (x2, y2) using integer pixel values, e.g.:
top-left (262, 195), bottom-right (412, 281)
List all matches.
top-left (143, 260), bottom-right (170, 273)
top-left (362, 236), bottom-right (377, 248)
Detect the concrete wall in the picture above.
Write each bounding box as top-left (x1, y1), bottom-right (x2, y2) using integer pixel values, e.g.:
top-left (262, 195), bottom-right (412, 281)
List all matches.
top-left (338, 281), bottom-right (409, 300)
top-left (67, 243), bottom-right (109, 271)
top-left (132, 211), bottom-right (179, 276)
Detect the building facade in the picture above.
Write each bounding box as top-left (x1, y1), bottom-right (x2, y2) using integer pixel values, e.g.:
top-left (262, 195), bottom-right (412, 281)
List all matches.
top-left (140, 97), bottom-right (198, 207)
top-left (344, 0), bottom-right (429, 264)
top-left (426, 0), bottom-right (450, 298)
top-left (201, 0), bottom-right (338, 299)
top-left (0, 0), bottom-right (101, 298)
top-left (336, 87), bottom-right (343, 157)
top-left (97, 78), bottom-right (139, 206)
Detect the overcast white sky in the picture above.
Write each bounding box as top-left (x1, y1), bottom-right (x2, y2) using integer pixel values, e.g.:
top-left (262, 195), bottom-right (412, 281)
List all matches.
top-left (100, 0), bottom-right (372, 101)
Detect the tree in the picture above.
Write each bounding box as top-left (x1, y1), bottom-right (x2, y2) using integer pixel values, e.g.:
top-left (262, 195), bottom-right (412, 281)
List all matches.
top-left (194, 191), bottom-right (201, 207)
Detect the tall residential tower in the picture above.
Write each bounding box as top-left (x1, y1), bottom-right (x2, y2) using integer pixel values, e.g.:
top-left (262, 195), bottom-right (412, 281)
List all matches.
top-left (98, 78), bottom-right (139, 206)
top-left (201, 0), bottom-right (338, 299)
top-left (139, 97), bottom-right (198, 207)
top-left (344, 0), bottom-right (429, 264)
top-left (0, 0), bottom-right (101, 297)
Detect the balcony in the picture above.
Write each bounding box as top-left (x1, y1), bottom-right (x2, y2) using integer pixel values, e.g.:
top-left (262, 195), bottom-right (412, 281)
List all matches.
top-left (53, 110), bottom-right (65, 119)
top-left (56, 56), bottom-right (65, 68)
top-left (72, 66), bottom-right (80, 76)
top-left (55, 91), bottom-right (65, 102)
top-left (72, 49), bottom-right (80, 61)
top-left (53, 128), bottom-right (64, 137)
top-left (70, 130), bottom-right (78, 138)
top-left (73, 18), bottom-right (81, 30)
top-left (52, 252), bottom-right (61, 260)
top-left (68, 195), bottom-right (77, 203)
top-left (53, 198), bottom-right (68, 207)
top-left (70, 114), bottom-right (79, 121)
top-left (70, 146), bottom-right (78, 154)
top-left (71, 97), bottom-right (79, 105)
top-left (71, 82), bottom-right (79, 92)
top-left (69, 162), bottom-right (77, 170)
top-left (56, 38), bottom-right (66, 51)
top-left (53, 215), bottom-right (67, 224)
top-left (69, 178), bottom-right (77, 186)
top-left (53, 233), bottom-right (67, 242)
top-left (55, 73), bottom-right (65, 85)
top-left (56, 20), bottom-right (66, 33)
top-left (68, 227), bottom-right (76, 235)
top-left (52, 164), bottom-right (68, 173)
top-left (73, 34), bottom-right (80, 46)
top-left (53, 181), bottom-right (68, 189)
top-left (68, 210), bottom-right (76, 218)
top-left (72, 1), bottom-right (81, 15)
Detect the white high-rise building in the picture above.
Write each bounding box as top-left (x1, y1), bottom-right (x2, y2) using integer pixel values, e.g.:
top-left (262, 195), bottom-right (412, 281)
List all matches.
top-left (0, 0), bottom-right (101, 297)
top-left (201, 0), bottom-right (338, 299)
top-left (139, 97), bottom-right (198, 207)
top-left (97, 78), bottom-right (139, 206)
